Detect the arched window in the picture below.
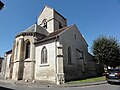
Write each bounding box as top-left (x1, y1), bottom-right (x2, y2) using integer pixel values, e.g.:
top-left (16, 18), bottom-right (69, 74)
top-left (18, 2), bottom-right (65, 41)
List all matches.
top-left (25, 41), bottom-right (30, 59)
top-left (9, 56), bottom-right (12, 67)
top-left (68, 46), bottom-right (72, 64)
top-left (42, 19), bottom-right (47, 29)
top-left (41, 46), bottom-right (47, 64)
top-left (15, 42), bottom-right (19, 60)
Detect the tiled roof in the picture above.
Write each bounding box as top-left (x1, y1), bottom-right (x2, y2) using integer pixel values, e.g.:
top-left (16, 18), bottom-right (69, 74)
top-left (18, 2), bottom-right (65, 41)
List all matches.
top-left (35, 26), bottom-right (72, 44)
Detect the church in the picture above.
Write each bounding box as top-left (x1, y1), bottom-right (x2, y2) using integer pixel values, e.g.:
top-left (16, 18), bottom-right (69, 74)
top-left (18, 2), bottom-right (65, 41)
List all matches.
top-left (4, 6), bottom-right (96, 85)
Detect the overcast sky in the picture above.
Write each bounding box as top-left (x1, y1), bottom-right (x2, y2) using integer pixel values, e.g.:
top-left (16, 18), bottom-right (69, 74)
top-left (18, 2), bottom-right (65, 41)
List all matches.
top-left (0, 0), bottom-right (120, 56)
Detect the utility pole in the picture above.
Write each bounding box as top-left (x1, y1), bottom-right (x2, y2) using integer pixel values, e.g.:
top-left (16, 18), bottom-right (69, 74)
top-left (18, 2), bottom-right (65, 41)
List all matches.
top-left (0, 1), bottom-right (4, 10)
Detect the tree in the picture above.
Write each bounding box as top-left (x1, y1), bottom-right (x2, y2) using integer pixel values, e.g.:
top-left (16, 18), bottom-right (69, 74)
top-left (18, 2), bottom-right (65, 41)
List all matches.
top-left (91, 35), bottom-right (120, 68)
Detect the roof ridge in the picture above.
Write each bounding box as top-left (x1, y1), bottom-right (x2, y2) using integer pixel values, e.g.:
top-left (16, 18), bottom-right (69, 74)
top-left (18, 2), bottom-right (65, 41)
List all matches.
top-left (35, 25), bottom-right (74, 44)
top-left (49, 26), bottom-right (71, 34)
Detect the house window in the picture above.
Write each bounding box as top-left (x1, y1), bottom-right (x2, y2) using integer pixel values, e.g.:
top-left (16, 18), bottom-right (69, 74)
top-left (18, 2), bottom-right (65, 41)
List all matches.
top-left (25, 41), bottom-right (30, 59)
top-left (42, 19), bottom-right (47, 29)
top-left (68, 46), bottom-right (72, 64)
top-left (41, 46), bottom-right (47, 64)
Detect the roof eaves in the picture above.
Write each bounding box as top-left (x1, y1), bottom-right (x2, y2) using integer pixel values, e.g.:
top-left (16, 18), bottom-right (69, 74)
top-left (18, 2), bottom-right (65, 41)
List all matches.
top-left (34, 36), bottom-right (56, 45)
top-left (57, 25), bottom-right (74, 36)
top-left (15, 32), bottom-right (46, 38)
top-left (34, 25), bottom-right (72, 44)
top-left (5, 50), bottom-right (12, 54)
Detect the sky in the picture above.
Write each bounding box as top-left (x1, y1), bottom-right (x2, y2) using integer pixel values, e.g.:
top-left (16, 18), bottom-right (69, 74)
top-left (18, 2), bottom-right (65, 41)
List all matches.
top-left (0, 0), bottom-right (120, 56)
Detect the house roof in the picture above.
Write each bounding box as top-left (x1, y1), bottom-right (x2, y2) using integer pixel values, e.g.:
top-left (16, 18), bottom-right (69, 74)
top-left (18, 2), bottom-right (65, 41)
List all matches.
top-left (35, 25), bottom-right (72, 44)
top-left (0, 57), bottom-right (4, 59)
top-left (5, 50), bottom-right (12, 55)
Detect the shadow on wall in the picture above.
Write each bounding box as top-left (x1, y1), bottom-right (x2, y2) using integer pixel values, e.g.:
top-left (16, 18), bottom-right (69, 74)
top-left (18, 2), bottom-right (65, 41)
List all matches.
top-left (0, 86), bottom-right (14, 90)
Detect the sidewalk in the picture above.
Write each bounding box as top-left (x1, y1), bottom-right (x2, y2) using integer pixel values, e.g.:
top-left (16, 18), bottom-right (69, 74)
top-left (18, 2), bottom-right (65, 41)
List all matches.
top-left (0, 74), bottom-right (107, 88)
top-left (60, 81), bottom-right (107, 87)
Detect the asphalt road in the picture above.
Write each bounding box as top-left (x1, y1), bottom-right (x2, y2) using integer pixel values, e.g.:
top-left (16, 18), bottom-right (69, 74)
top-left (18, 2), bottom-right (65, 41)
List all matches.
top-left (0, 82), bottom-right (119, 90)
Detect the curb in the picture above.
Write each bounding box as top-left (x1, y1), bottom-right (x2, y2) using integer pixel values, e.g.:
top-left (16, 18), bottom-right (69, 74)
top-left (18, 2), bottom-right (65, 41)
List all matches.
top-left (59, 81), bottom-right (107, 88)
top-left (0, 79), bottom-right (107, 88)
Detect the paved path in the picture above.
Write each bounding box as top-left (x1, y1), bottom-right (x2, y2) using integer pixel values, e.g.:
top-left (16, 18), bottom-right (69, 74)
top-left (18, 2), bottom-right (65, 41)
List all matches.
top-left (0, 73), bottom-right (107, 88)
top-left (0, 82), bottom-right (119, 90)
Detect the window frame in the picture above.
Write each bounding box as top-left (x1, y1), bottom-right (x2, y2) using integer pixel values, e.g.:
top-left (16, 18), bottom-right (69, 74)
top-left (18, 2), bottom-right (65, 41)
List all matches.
top-left (41, 46), bottom-right (48, 64)
top-left (15, 42), bottom-right (19, 60)
top-left (42, 19), bottom-right (47, 29)
top-left (25, 40), bottom-right (31, 59)
top-left (68, 46), bottom-right (72, 64)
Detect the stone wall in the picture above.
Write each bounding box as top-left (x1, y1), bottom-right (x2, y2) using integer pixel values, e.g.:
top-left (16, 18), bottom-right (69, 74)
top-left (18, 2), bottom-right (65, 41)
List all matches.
top-left (35, 41), bottom-right (56, 82)
top-left (37, 6), bottom-right (67, 33)
top-left (37, 6), bottom-right (54, 33)
top-left (0, 57), bottom-right (5, 76)
top-left (12, 35), bottom-right (36, 80)
top-left (4, 53), bottom-right (12, 79)
top-left (59, 25), bottom-right (96, 81)
top-left (54, 11), bottom-right (67, 31)
top-left (1, 59), bottom-right (6, 76)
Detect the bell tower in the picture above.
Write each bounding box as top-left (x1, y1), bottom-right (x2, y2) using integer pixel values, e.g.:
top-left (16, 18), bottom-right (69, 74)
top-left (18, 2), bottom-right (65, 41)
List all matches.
top-left (37, 5), bottom-right (67, 33)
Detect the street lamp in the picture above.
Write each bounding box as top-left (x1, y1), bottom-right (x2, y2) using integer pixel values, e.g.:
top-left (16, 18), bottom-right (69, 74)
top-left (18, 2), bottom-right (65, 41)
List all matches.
top-left (0, 1), bottom-right (4, 10)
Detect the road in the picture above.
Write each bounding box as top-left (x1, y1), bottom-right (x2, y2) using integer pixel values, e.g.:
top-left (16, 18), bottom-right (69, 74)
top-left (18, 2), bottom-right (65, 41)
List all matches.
top-left (0, 82), bottom-right (119, 90)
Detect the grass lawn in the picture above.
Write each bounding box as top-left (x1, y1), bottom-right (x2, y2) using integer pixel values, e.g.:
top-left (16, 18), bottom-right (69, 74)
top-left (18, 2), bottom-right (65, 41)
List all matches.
top-left (67, 76), bottom-right (106, 84)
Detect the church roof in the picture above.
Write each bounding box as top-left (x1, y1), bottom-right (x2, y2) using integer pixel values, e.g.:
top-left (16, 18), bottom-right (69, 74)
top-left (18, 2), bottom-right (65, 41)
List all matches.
top-left (15, 24), bottom-right (48, 38)
top-left (35, 25), bottom-right (72, 44)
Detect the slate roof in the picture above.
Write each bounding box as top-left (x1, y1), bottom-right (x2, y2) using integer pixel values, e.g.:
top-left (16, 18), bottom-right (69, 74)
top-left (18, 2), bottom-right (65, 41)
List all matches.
top-left (15, 24), bottom-right (48, 38)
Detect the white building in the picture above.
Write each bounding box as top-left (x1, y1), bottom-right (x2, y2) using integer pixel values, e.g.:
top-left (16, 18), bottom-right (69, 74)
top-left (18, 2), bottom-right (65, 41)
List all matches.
top-left (5, 6), bottom-right (96, 84)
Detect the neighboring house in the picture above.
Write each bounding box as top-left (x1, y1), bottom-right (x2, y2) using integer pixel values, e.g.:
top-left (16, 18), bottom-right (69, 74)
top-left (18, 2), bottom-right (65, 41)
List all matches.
top-left (0, 57), bottom-right (4, 72)
top-left (4, 50), bottom-right (12, 79)
top-left (5, 6), bottom-right (96, 84)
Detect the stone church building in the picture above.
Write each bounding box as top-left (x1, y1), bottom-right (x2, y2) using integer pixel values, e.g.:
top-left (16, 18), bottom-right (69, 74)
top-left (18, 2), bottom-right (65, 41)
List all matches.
top-left (4, 6), bottom-right (96, 84)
